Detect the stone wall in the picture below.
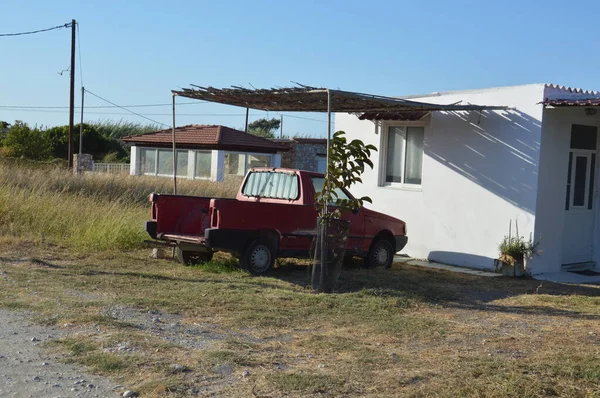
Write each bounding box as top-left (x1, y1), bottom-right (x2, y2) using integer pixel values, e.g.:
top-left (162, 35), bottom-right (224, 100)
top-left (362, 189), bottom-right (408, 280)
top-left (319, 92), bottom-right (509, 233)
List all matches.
top-left (295, 143), bottom-right (326, 171)
top-left (276, 139), bottom-right (326, 172)
top-left (279, 141), bottom-right (297, 169)
top-left (74, 153), bottom-right (93, 174)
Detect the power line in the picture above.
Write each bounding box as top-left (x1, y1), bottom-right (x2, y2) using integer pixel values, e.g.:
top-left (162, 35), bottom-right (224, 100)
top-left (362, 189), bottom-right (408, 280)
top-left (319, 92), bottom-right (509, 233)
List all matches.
top-left (0, 22), bottom-right (71, 37)
top-left (0, 101), bottom-right (206, 109)
top-left (83, 89), bottom-right (169, 127)
top-left (0, 106), bottom-right (329, 123)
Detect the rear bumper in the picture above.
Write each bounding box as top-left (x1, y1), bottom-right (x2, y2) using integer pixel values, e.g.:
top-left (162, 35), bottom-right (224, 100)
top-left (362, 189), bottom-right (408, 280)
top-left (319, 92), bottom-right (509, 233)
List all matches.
top-left (145, 224), bottom-right (254, 255)
top-left (204, 228), bottom-right (256, 255)
top-left (395, 235), bottom-right (408, 253)
top-left (145, 221), bottom-right (157, 239)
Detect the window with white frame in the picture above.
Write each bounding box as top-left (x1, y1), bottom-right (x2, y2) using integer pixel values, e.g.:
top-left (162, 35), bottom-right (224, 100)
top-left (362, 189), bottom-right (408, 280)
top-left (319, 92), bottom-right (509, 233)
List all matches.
top-left (140, 148), bottom-right (188, 177)
top-left (194, 150), bottom-right (212, 179)
top-left (383, 125), bottom-right (424, 186)
top-left (224, 152), bottom-right (272, 176)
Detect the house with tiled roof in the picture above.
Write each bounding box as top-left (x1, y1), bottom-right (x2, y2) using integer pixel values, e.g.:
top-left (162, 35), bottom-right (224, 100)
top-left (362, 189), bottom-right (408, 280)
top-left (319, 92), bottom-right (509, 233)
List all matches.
top-left (121, 125), bottom-right (288, 181)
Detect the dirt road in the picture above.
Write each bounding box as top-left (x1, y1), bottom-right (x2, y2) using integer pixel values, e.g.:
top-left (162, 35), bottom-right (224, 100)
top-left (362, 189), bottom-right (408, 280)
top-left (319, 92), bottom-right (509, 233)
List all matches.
top-left (0, 309), bottom-right (122, 398)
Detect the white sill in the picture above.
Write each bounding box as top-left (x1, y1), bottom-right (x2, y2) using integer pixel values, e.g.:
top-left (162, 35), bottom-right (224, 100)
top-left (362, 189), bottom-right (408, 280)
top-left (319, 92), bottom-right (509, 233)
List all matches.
top-left (380, 183), bottom-right (422, 192)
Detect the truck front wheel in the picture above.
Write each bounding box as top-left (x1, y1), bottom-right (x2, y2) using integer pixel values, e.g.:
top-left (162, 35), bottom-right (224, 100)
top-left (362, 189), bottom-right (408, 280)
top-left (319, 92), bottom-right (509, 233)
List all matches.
top-left (365, 238), bottom-right (394, 269)
top-left (241, 239), bottom-right (275, 276)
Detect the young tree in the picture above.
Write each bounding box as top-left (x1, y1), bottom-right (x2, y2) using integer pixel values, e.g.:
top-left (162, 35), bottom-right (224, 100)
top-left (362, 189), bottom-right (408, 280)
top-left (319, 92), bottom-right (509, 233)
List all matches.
top-left (312, 131), bottom-right (377, 292)
top-left (248, 118), bottom-right (281, 138)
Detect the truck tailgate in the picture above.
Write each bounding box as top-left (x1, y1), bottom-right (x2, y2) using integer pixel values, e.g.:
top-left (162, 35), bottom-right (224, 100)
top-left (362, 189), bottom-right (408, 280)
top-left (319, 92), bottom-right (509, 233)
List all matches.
top-left (150, 194), bottom-right (212, 238)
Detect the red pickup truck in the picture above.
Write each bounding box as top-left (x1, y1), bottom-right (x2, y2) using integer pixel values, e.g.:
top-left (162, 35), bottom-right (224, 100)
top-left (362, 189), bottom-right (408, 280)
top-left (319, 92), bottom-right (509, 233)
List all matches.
top-left (145, 168), bottom-right (407, 275)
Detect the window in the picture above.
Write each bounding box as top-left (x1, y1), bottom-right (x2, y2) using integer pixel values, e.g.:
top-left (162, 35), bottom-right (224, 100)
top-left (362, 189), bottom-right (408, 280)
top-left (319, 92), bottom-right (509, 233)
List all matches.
top-left (225, 152), bottom-right (273, 176)
top-left (140, 148), bottom-right (188, 177)
top-left (310, 177), bottom-right (351, 204)
top-left (317, 155), bottom-right (327, 173)
top-left (176, 151), bottom-right (188, 178)
top-left (224, 153), bottom-right (246, 176)
top-left (141, 148), bottom-right (156, 175)
top-left (242, 171), bottom-right (299, 200)
top-left (383, 125), bottom-right (425, 186)
top-left (194, 151), bottom-right (212, 179)
top-left (247, 154), bottom-right (271, 168)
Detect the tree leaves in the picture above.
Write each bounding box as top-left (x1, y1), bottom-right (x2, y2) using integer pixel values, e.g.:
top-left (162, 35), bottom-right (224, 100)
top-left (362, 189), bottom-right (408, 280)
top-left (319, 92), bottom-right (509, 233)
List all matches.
top-left (317, 131), bottom-right (377, 219)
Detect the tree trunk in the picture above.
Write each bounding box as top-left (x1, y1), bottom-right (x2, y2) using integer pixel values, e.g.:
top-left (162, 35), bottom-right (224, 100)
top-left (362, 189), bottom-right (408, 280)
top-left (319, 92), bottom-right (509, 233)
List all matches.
top-left (311, 218), bottom-right (351, 293)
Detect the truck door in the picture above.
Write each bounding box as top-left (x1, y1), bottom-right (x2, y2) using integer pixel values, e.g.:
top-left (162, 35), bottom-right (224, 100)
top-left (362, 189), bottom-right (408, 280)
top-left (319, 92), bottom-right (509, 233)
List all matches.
top-left (309, 177), bottom-right (365, 254)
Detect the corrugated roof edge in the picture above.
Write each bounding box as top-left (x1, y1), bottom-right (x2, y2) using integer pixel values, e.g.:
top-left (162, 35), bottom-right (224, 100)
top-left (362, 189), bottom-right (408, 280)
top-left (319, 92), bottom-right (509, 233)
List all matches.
top-left (544, 84), bottom-right (600, 96)
top-left (396, 83), bottom-right (599, 100)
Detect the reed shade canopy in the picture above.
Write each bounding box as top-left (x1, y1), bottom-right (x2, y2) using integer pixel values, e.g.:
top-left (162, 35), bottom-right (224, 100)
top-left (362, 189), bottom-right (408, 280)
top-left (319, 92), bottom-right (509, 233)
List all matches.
top-left (167, 84), bottom-right (508, 194)
top-left (172, 84), bottom-right (508, 119)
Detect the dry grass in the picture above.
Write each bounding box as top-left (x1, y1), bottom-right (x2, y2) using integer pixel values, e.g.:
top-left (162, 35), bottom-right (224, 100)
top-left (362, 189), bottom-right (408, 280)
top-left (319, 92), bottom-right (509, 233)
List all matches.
top-left (2, 159), bottom-right (600, 396)
top-left (0, 157), bottom-right (240, 206)
top-left (0, 158), bottom-right (239, 249)
top-left (1, 241), bottom-right (600, 397)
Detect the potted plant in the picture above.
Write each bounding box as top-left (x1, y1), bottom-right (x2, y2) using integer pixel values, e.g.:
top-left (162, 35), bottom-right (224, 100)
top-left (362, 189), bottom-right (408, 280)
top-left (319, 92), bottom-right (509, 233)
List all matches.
top-left (312, 131), bottom-right (376, 293)
top-left (497, 220), bottom-right (541, 277)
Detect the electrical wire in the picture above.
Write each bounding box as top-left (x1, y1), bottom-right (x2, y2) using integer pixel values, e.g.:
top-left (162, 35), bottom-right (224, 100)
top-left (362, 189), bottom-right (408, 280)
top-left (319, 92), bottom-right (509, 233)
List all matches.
top-left (0, 102), bottom-right (206, 109)
top-left (0, 106), bottom-right (329, 123)
top-left (0, 22), bottom-right (71, 37)
top-left (83, 89), bottom-right (169, 127)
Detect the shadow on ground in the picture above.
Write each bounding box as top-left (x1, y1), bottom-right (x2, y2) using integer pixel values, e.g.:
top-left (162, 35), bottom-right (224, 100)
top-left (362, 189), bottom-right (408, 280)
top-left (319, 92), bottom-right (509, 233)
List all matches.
top-left (270, 260), bottom-right (600, 320)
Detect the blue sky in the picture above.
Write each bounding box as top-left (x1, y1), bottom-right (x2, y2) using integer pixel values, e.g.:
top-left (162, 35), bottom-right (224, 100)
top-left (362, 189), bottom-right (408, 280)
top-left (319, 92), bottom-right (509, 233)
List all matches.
top-left (1, 0), bottom-right (599, 137)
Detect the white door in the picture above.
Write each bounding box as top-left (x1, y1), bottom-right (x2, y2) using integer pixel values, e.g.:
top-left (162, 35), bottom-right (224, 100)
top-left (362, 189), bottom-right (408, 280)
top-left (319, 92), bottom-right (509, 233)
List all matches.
top-left (562, 125), bottom-right (598, 265)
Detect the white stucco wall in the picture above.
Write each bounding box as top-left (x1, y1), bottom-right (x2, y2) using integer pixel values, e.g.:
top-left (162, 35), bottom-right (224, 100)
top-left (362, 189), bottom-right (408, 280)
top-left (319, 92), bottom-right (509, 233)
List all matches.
top-left (532, 107), bottom-right (600, 274)
top-left (338, 84), bottom-right (546, 270)
top-left (130, 145), bottom-right (140, 176)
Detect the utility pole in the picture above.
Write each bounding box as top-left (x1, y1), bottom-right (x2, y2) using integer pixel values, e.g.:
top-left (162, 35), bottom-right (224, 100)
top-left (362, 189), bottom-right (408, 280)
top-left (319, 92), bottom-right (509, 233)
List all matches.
top-left (68, 19), bottom-right (76, 170)
top-left (79, 86), bottom-right (84, 155)
top-left (280, 115), bottom-right (283, 138)
top-left (244, 108), bottom-right (249, 133)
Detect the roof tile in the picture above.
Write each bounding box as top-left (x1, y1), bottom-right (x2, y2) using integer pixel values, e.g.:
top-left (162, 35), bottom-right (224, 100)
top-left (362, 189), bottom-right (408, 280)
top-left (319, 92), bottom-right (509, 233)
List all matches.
top-left (121, 125), bottom-right (288, 152)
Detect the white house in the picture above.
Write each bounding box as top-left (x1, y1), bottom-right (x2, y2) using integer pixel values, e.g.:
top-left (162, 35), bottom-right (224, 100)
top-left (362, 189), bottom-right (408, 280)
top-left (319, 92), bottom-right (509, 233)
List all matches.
top-left (122, 125), bottom-right (287, 182)
top-left (337, 83), bottom-right (600, 275)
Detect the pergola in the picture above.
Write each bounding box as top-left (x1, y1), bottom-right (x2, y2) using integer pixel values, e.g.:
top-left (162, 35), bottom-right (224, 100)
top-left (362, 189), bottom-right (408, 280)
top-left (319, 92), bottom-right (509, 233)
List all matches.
top-left (168, 84), bottom-right (507, 192)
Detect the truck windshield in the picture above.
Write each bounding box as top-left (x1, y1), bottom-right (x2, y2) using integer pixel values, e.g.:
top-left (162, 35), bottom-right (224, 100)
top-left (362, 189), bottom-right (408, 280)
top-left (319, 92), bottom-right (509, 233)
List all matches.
top-left (242, 171), bottom-right (299, 200)
top-left (310, 177), bottom-right (352, 203)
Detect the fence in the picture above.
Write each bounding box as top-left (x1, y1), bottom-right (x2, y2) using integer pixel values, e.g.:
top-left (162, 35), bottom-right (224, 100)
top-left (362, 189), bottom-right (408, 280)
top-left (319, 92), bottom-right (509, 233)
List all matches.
top-left (93, 162), bottom-right (130, 175)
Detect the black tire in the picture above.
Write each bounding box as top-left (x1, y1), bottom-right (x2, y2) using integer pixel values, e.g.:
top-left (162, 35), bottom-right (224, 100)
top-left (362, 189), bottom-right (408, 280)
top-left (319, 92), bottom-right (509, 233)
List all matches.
top-left (175, 247), bottom-right (213, 266)
top-left (365, 238), bottom-right (394, 269)
top-left (240, 239), bottom-right (275, 276)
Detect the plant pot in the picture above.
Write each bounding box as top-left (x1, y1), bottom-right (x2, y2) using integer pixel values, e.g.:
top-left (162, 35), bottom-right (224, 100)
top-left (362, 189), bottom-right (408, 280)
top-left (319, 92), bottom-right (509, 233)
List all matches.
top-left (499, 259), bottom-right (526, 277)
top-left (311, 217), bottom-right (351, 293)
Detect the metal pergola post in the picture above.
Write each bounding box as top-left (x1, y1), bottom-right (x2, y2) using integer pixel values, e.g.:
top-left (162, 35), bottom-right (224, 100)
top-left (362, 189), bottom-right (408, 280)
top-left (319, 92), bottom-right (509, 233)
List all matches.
top-left (172, 93), bottom-right (177, 195)
top-left (319, 89), bottom-right (332, 291)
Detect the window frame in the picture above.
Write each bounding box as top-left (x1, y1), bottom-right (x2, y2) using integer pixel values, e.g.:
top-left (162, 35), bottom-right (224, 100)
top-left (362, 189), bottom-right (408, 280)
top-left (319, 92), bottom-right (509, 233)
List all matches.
top-left (379, 121), bottom-right (427, 190)
top-left (193, 150), bottom-right (213, 180)
top-left (139, 147), bottom-right (188, 178)
top-left (224, 151), bottom-right (273, 176)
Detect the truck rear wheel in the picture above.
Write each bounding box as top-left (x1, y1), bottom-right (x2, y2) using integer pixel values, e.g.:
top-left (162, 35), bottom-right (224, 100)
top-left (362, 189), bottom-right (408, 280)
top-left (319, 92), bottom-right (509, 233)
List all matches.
top-left (241, 239), bottom-right (275, 276)
top-left (365, 238), bottom-right (394, 269)
top-left (175, 247), bottom-right (213, 266)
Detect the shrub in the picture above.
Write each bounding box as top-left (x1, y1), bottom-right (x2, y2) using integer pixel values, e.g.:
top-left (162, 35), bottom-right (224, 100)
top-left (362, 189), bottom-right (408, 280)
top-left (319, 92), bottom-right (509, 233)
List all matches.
top-left (2, 121), bottom-right (51, 160)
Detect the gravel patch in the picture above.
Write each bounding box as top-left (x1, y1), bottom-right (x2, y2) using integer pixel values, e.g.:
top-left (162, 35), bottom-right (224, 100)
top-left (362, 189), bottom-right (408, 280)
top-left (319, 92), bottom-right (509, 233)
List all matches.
top-left (0, 309), bottom-right (122, 397)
